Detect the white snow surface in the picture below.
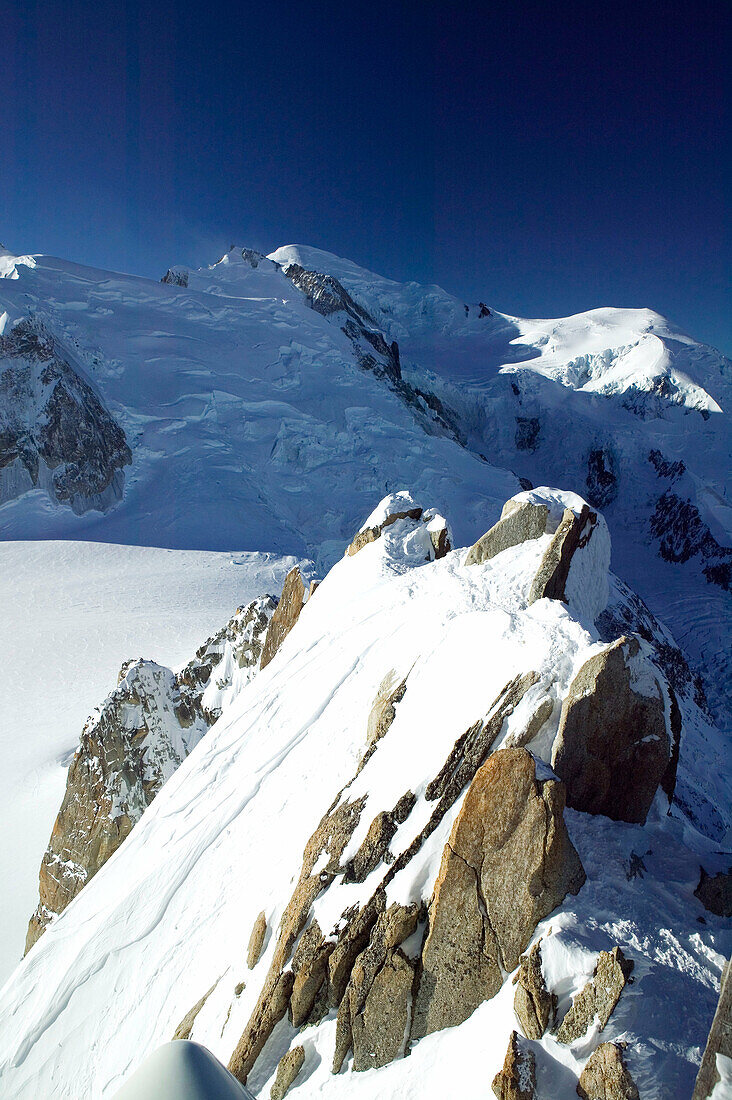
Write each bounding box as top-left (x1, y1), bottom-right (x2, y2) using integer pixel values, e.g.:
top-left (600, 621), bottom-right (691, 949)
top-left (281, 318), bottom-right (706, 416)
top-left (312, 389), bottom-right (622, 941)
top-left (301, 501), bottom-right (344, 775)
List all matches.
top-left (0, 246), bottom-right (36, 280)
top-left (0, 241), bottom-right (730, 1096)
top-left (710, 1054), bottom-right (732, 1100)
top-left (0, 541), bottom-right (297, 985)
top-left (0, 501), bottom-right (728, 1099)
top-left (0, 246), bottom-right (519, 566)
top-left (1, 241), bottom-right (729, 716)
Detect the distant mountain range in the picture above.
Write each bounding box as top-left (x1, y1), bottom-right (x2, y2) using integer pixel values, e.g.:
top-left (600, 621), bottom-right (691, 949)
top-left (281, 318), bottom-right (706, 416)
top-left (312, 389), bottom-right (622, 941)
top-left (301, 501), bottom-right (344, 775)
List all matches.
top-left (0, 242), bottom-right (729, 1100)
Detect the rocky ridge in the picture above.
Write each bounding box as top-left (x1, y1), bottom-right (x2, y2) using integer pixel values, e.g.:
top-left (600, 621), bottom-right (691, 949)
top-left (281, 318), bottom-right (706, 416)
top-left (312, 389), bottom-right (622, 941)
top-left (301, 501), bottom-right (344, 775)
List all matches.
top-left (0, 316), bottom-right (131, 513)
top-left (204, 490), bottom-right (686, 1093)
top-left (25, 595), bottom-right (277, 950)
top-left (5, 487), bottom-right (728, 1100)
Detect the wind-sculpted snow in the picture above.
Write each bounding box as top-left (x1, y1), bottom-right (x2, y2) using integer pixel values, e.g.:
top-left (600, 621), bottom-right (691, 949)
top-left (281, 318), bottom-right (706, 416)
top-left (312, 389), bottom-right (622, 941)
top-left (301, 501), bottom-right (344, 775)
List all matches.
top-left (0, 493), bottom-right (728, 1099)
top-left (24, 596), bottom-right (278, 952)
top-left (0, 541), bottom-right (298, 985)
top-left (0, 241), bottom-right (728, 715)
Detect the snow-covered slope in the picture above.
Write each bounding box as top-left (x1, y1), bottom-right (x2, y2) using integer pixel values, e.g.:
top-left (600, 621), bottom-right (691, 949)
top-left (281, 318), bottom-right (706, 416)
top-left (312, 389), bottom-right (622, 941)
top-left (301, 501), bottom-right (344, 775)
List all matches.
top-left (0, 240), bottom-right (729, 1098)
top-left (0, 247), bottom-right (518, 563)
top-left (0, 493), bottom-right (728, 1099)
top-left (1, 241), bottom-right (729, 718)
top-left (0, 541), bottom-right (296, 985)
top-left (269, 245), bottom-right (732, 722)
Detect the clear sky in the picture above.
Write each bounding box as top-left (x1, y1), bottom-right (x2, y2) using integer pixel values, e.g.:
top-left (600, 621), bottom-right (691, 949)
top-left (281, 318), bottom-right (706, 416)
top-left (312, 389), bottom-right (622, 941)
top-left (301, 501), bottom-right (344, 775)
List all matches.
top-left (2, 0), bottom-right (729, 353)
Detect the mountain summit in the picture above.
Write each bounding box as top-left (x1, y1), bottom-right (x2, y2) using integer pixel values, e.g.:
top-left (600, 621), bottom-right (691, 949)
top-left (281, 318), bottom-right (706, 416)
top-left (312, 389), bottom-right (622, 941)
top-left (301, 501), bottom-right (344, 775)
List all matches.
top-left (0, 243), bottom-right (729, 1099)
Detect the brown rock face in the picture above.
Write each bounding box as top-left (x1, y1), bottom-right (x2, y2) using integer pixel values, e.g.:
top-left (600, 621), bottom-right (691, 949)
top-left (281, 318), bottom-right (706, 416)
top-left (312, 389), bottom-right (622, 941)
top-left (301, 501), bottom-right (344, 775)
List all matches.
top-left (556, 948), bottom-right (633, 1045)
top-left (333, 903), bottom-right (419, 1073)
top-left (693, 958), bottom-right (732, 1100)
top-left (172, 980), bottom-right (219, 1040)
top-left (270, 1046), bottom-right (305, 1100)
top-left (345, 504), bottom-right (451, 562)
top-left (229, 681), bottom-right (581, 1086)
top-left (695, 868), bottom-right (732, 918)
top-left (359, 671), bottom-right (408, 771)
top-left (25, 660), bottom-right (206, 953)
top-left (425, 673), bottom-right (539, 805)
top-left (552, 636), bottom-right (672, 824)
top-left (346, 508), bottom-right (423, 557)
top-left (247, 912), bottom-right (268, 969)
top-left (26, 598), bottom-right (275, 952)
top-left (465, 500), bottom-right (549, 566)
top-left (528, 504), bottom-right (598, 605)
top-left (228, 792), bottom-right (367, 1082)
top-left (492, 1030), bottom-right (537, 1100)
top-left (260, 567), bottom-right (307, 669)
top-left (513, 940), bottom-right (556, 1039)
top-left (577, 1042), bottom-right (639, 1100)
top-left (290, 920), bottom-right (333, 1028)
top-left (343, 792), bottom-right (415, 884)
top-left (411, 748), bottom-right (585, 1039)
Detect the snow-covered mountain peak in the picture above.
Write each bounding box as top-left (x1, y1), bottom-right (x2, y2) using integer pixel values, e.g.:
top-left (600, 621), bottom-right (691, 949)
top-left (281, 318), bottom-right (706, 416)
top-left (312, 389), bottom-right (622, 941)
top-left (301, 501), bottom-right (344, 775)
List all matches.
top-left (264, 244), bottom-right (727, 414)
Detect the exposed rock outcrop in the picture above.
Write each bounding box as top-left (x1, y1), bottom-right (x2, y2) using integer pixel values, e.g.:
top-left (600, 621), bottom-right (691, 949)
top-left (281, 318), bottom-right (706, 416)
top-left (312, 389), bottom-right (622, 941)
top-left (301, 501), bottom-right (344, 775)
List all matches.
top-left (693, 958), bottom-right (732, 1100)
top-left (586, 448), bottom-right (618, 508)
top-left (0, 317), bottom-right (131, 513)
top-left (552, 636), bottom-right (675, 824)
top-left (577, 1042), bottom-right (639, 1100)
top-left (424, 673), bottom-right (539, 806)
top-left (648, 448), bottom-right (686, 482)
top-left (160, 268), bottom-right (189, 287)
top-left (596, 575), bottom-right (708, 716)
top-left (173, 980), bottom-right (219, 1040)
top-left (228, 675), bottom-right (544, 1084)
top-left (651, 490), bottom-right (732, 591)
top-left (260, 568), bottom-right (308, 669)
top-left (333, 904), bottom-right (419, 1072)
top-left (528, 503), bottom-right (599, 605)
top-left (270, 1046), bottom-right (305, 1100)
top-left (347, 510), bottom-right (422, 557)
top-left (178, 597), bottom-right (278, 725)
top-left (290, 921), bottom-right (332, 1028)
top-left (345, 493), bottom-right (451, 562)
top-left (25, 660), bottom-right (206, 952)
top-left (247, 912), bottom-right (268, 969)
top-left (465, 499), bottom-right (548, 566)
top-left (513, 940), bottom-right (556, 1039)
top-left (492, 1030), bottom-right (537, 1100)
top-left (343, 792), bottom-right (415, 883)
top-left (695, 867), bottom-right (732, 918)
top-left (26, 597), bottom-right (276, 951)
top-left (362, 671), bottom-right (408, 759)
top-left (515, 416), bottom-right (540, 452)
top-left (228, 791), bottom-right (368, 1082)
top-left (282, 261), bottom-right (464, 441)
top-left (411, 748), bottom-right (585, 1039)
top-left (555, 948), bottom-right (633, 1044)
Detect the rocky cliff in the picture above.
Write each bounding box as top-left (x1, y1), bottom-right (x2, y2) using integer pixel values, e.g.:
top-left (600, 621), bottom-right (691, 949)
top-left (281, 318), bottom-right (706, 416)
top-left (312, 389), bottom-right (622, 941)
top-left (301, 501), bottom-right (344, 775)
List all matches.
top-left (4, 488), bottom-right (729, 1100)
top-left (0, 317), bottom-right (131, 513)
top-left (25, 595), bottom-right (276, 950)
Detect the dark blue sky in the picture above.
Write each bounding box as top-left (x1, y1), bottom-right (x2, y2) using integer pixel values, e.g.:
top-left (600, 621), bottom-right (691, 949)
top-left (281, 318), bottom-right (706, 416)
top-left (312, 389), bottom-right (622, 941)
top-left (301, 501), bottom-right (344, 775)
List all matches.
top-left (3, 0), bottom-right (729, 352)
